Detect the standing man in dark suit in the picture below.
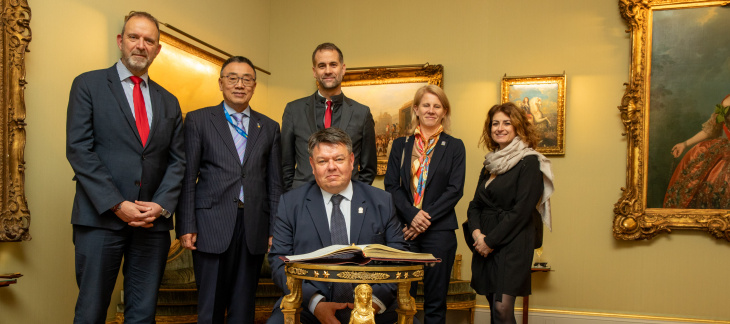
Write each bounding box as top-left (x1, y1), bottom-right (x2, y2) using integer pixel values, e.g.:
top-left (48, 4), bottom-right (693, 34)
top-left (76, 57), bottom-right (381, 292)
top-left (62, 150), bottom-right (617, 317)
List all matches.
top-left (176, 56), bottom-right (283, 323)
top-left (281, 43), bottom-right (377, 191)
top-left (268, 128), bottom-right (410, 324)
top-left (66, 11), bottom-right (185, 324)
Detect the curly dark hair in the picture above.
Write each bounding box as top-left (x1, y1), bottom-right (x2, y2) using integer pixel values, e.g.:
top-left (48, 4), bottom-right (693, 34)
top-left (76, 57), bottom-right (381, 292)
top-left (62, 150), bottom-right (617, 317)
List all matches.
top-left (479, 102), bottom-right (539, 151)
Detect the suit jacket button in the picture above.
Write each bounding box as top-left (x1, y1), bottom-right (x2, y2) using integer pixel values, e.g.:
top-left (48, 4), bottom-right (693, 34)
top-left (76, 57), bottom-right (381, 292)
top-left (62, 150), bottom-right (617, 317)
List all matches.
top-left (134, 180), bottom-right (141, 186)
top-left (141, 155), bottom-right (146, 160)
top-left (241, 173), bottom-right (246, 178)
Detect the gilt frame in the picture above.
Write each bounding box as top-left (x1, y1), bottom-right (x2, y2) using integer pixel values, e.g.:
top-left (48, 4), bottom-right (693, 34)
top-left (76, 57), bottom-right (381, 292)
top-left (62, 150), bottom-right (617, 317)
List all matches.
top-left (341, 64), bottom-right (443, 175)
top-left (0, 0), bottom-right (31, 241)
top-left (500, 74), bottom-right (566, 155)
top-left (614, 0), bottom-right (730, 241)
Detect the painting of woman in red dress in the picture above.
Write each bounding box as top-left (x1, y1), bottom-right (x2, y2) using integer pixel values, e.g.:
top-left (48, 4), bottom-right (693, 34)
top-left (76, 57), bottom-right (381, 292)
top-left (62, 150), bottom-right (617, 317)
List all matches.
top-left (664, 94), bottom-right (730, 209)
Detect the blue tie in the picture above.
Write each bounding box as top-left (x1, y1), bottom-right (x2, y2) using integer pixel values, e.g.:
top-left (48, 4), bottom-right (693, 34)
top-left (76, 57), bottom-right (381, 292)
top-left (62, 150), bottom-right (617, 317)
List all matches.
top-left (231, 113), bottom-right (247, 202)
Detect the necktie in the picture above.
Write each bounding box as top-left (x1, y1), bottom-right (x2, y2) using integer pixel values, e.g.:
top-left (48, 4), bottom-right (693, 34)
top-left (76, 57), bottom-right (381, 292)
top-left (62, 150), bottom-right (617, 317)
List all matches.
top-left (324, 100), bottom-right (333, 128)
top-left (329, 194), bottom-right (353, 322)
top-left (231, 113), bottom-right (247, 202)
top-left (330, 194), bottom-right (348, 245)
top-left (129, 76), bottom-right (149, 147)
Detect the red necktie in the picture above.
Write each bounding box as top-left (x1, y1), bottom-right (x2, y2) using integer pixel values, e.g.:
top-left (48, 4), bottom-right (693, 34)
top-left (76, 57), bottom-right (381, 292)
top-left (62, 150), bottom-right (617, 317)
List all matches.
top-left (324, 100), bottom-right (333, 128)
top-left (130, 76), bottom-right (150, 147)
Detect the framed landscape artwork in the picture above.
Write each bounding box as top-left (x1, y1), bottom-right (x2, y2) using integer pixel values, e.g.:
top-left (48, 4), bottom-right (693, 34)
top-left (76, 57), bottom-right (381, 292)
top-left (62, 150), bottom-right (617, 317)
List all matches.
top-left (614, 0), bottom-right (730, 241)
top-left (500, 74), bottom-right (566, 156)
top-left (341, 64), bottom-right (444, 175)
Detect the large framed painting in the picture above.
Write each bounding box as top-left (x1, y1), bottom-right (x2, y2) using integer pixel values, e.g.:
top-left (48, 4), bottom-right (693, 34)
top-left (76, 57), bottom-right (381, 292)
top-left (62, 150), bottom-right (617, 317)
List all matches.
top-left (501, 74), bottom-right (566, 155)
top-left (614, 0), bottom-right (730, 241)
top-left (341, 64), bottom-right (443, 175)
top-left (149, 30), bottom-right (226, 116)
top-left (0, 0), bottom-right (31, 242)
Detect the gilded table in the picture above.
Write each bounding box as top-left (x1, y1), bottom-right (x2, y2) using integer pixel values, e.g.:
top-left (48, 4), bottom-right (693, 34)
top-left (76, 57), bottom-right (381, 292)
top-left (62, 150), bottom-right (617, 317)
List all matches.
top-left (282, 262), bottom-right (425, 324)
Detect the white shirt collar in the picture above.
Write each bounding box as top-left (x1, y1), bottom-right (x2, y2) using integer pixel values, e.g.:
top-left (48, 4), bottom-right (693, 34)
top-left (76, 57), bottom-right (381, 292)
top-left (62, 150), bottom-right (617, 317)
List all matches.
top-left (320, 181), bottom-right (354, 203)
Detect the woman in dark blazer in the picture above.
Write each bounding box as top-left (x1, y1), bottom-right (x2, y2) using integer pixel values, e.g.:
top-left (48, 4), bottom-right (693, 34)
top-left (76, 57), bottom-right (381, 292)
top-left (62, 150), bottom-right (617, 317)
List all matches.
top-left (466, 102), bottom-right (554, 324)
top-left (384, 85), bottom-right (465, 324)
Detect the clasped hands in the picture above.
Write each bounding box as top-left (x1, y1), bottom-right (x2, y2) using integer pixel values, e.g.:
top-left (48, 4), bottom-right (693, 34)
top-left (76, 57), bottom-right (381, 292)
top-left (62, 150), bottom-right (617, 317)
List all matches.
top-left (471, 229), bottom-right (493, 257)
top-left (113, 200), bottom-right (162, 228)
top-left (403, 210), bottom-right (431, 240)
top-left (314, 300), bottom-right (380, 324)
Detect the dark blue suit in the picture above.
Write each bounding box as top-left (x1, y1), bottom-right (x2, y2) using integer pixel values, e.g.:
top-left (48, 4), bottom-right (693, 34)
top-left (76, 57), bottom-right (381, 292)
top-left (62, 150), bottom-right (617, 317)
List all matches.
top-left (267, 180), bottom-right (407, 323)
top-left (384, 133), bottom-right (466, 324)
top-left (176, 103), bottom-right (282, 323)
top-left (66, 64), bottom-right (185, 323)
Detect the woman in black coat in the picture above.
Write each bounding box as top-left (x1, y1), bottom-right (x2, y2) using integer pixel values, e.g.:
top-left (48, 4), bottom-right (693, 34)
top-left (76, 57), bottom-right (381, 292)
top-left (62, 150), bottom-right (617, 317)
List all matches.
top-left (466, 102), bottom-right (553, 324)
top-left (384, 85), bottom-right (465, 324)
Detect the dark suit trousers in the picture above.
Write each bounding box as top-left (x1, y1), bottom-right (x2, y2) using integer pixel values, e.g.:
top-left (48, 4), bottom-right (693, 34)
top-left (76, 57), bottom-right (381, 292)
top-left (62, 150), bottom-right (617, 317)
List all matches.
top-left (73, 224), bottom-right (170, 324)
top-left (193, 208), bottom-right (264, 324)
top-left (408, 230), bottom-right (457, 324)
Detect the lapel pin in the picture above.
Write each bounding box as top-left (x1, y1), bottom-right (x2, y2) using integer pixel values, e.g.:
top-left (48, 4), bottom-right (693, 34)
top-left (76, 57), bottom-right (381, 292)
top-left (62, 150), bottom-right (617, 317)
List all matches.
top-left (257, 123), bottom-right (261, 128)
top-left (441, 141), bottom-right (446, 146)
top-left (358, 207), bottom-right (364, 214)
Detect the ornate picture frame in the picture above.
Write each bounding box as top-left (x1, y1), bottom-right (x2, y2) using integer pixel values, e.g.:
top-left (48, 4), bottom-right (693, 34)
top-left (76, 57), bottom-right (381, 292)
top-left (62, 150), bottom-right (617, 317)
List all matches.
top-left (341, 64), bottom-right (443, 175)
top-left (0, 0), bottom-right (31, 242)
top-left (500, 74), bottom-right (566, 155)
top-left (614, 0), bottom-right (730, 241)
top-left (150, 30), bottom-right (225, 116)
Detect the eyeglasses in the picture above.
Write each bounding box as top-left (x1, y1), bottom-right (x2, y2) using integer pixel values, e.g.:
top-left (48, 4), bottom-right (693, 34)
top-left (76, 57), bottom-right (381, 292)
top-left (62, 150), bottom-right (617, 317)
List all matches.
top-left (222, 74), bottom-right (256, 86)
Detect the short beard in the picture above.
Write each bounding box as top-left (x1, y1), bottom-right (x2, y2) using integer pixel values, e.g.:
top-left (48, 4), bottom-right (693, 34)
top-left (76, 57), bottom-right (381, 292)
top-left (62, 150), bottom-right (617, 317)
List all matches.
top-left (318, 77), bottom-right (342, 90)
top-left (121, 54), bottom-right (149, 74)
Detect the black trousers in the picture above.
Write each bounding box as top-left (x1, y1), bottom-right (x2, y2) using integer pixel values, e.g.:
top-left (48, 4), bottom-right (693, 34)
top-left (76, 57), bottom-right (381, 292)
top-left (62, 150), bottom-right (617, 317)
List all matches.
top-left (193, 208), bottom-right (265, 324)
top-left (73, 224), bottom-right (170, 324)
top-left (408, 230), bottom-right (457, 324)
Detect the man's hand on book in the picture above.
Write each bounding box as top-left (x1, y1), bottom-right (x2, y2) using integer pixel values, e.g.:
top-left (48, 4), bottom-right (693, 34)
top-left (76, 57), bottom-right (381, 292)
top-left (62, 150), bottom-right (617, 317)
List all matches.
top-left (313, 301), bottom-right (353, 324)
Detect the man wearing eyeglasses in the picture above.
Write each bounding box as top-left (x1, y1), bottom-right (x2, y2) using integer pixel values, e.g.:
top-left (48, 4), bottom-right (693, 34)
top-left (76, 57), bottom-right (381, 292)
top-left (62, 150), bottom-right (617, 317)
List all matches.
top-left (176, 56), bottom-right (282, 323)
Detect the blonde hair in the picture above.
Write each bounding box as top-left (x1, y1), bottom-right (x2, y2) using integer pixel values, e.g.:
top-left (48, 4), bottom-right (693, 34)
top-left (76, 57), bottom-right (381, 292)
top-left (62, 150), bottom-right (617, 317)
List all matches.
top-left (410, 84), bottom-right (451, 133)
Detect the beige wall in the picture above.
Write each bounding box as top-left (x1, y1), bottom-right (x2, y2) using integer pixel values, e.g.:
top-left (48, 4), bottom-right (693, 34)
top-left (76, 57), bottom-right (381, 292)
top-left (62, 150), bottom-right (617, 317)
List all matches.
top-left (0, 0), bottom-right (270, 322)
top-left (1, 0), bottom-right (729, 323)
top-left (267, 0), bottom-right (730, 322)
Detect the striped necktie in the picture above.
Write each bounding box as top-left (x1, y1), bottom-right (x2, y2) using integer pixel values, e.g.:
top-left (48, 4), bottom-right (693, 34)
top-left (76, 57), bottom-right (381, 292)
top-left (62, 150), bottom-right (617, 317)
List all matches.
top-left (231, 113), bottom-right (247, 202)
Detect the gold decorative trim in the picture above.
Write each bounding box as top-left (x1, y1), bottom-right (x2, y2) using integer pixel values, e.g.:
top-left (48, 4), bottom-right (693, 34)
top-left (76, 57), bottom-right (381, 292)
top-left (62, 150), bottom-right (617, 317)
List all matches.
top-left (160, 30), bottom-right (224, 66)
top-left (0, 0), bottom-right (31, 241)
top-left (287, 267), bottom-right (308, 276)
top-left (473, 305), bottom-right (730, 324)
top-left (411, 270), bottom-right (424, 278)
top-left (337, 271), bottom-right (390, 281)
top-left (343, 64), bottom-right (443, 88)
top-left (614, 0), bottom-right (730, 241)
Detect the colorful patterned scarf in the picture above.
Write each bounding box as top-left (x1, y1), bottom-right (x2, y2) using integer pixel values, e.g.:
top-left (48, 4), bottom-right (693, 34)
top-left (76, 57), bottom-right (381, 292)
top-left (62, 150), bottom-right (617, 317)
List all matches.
top-left (411, 125), bottom-right (443, 208)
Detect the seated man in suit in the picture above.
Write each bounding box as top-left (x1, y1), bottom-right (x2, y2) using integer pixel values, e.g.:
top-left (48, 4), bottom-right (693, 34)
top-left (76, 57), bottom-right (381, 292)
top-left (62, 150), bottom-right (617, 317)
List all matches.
top-left (268, 128), bottom-right (413, 324)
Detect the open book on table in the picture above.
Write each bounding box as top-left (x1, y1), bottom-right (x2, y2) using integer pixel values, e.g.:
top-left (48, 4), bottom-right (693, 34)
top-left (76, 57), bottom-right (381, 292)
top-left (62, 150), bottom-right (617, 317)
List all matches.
top-left (281, 244), bottom-right (440, 265)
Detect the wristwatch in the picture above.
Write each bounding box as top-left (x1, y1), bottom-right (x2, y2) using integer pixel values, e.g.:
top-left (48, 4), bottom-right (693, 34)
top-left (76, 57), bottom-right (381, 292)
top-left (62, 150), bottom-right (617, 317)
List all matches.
top-left (160, 208), bottom-right (171, 218)
top-left (111, 202), bottom-right (122, 213)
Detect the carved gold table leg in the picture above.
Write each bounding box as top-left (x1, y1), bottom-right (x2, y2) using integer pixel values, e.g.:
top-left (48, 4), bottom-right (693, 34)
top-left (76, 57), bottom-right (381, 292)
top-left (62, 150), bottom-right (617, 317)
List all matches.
top-left (396, 281), bottom-right (416, 324)
top-left (281, 276), bottom-right (303, 324)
